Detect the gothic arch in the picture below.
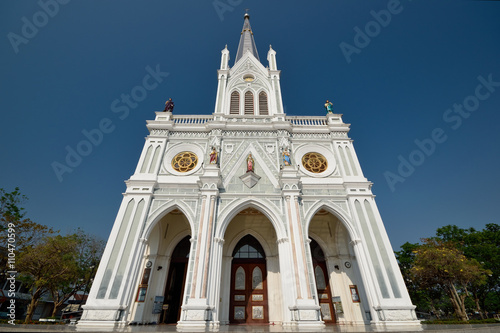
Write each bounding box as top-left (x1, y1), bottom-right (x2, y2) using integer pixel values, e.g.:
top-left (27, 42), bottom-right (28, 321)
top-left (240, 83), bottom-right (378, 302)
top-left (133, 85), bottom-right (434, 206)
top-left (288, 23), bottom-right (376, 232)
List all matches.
top-left (164, 230), bottom-right (192, 259)
top-left (141, 201), bottom-right (195, 241)
top-left (303, 200), bottom-right (360, 243)
top-left (224, 229), bottom-right (272, 258)
top-left (215, 198), bottom-right (286, 240)
top-left (308, 232), bottom-right (332, 258)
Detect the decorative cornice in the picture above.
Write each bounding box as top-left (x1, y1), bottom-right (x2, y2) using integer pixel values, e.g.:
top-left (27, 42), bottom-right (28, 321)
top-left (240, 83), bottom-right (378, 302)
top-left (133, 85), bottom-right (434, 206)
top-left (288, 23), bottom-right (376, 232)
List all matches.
top-left (169, 131), bottom-right (209, 138)
top-left (150, 129), bottom-right (169, 136)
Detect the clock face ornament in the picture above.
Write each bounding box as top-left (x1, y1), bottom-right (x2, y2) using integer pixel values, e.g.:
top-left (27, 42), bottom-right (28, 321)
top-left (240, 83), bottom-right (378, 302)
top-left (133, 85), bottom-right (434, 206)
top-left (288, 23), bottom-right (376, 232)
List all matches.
top-left (344, 261), bottom-right (351, 269)
top-left (146, 261), bottom-right (152, 268)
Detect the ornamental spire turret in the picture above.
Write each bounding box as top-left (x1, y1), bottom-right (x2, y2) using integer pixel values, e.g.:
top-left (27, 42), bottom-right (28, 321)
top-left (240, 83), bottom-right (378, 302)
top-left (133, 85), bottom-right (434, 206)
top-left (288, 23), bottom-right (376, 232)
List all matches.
top-left (234, 12), bottom-right (260, 64)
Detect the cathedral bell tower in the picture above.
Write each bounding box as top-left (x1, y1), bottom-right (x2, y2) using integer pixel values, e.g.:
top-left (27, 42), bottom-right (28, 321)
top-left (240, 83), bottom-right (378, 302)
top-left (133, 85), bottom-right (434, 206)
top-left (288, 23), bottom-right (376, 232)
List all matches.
top-left (213, 13), bottom-right (284, 119)
top-left (79, 13), bottom-right (420, 329)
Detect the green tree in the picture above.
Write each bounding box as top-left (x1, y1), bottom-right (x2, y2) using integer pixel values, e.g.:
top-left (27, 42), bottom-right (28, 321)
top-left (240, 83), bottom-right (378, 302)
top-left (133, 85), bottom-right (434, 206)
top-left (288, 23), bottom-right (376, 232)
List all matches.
top-left (436, 224), bottom-right (500, 317)
top-left (395, 243), bottom-right (427, 308)
top-left (410, 238), bottom-right (489, 321)
top-left (48, 229), bottom-right (104, 317)
top-left (18, 234), bottom-right (80, 323)
top-left (0, 188), bottom-right (56, 317)
top-left (0, 188), bottom-right (55, 252)
top-left (396, 242), bottom-right (448, 318)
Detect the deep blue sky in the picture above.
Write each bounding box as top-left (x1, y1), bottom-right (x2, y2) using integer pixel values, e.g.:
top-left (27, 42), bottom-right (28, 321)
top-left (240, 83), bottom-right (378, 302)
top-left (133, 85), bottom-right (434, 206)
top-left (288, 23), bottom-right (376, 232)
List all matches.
top-left (1, 1), bottom-right (499, 250)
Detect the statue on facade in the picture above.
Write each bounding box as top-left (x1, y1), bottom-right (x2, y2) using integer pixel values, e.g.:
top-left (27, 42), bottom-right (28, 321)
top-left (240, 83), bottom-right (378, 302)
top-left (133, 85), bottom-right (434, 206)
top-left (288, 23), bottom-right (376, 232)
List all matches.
top-left (164, 98), bottom-right (174, 112)
top-left (246, 153), bottom-right (254, 172)
top-left (324, 99), bottom-right (333, 114)
top-left (209, 147), bottom-right (218, 165)
top-left (282, 148), bottom-right (291, 166)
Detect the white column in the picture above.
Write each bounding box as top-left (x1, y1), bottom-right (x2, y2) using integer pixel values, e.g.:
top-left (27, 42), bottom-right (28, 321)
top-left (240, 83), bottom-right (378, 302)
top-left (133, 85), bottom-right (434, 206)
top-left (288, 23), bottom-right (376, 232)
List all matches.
top-left (179, 190), bottom-right (218, 327)
top-left (350, 239), bottom-right (379, 323)
top-left (282, 194), bottom-right (323, 327)
top-left (208, 237), bottom-right (224, 326)
top-left (277, 237), bottom-right (294, 324)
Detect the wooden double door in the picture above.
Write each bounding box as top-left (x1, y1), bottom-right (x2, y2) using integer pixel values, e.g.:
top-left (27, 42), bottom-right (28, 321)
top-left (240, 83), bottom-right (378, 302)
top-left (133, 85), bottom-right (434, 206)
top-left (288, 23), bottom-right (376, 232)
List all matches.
top-left (314, 261), bottom-right (336, 323)
top-left (160, 262), bottom-right (187, 323)
top-left (229, 261), bottom-right (268, 324)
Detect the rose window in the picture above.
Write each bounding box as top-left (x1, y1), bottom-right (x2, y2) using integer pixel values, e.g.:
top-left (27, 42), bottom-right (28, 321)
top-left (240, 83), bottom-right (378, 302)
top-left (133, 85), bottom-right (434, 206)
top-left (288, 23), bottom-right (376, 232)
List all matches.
top-left (302, 152), bottom-right (328, 173)
top-left (172, 152), bottom-right (198, 173)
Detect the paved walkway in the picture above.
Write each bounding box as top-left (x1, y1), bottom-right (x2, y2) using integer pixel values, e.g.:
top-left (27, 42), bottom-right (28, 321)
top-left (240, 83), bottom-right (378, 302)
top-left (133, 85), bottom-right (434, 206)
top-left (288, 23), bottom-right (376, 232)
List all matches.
top-left (0, 323), bottom-right (499, 333)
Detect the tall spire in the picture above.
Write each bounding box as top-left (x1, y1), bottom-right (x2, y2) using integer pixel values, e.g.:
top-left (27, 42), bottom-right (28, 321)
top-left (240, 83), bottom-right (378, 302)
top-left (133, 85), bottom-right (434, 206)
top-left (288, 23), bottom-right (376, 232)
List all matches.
top-left (234, 12), bottom-right (260, 64)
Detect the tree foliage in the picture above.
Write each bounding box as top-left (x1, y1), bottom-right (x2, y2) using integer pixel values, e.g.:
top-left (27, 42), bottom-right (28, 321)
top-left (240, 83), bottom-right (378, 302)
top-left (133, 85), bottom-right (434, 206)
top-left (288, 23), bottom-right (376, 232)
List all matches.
top-left (410, 238), bottom-right (489, 321)
top-left (48, 229), bottom-right (104, 317)
top-left (0, 188), bottom-right (55, 252)
top-left (18, 234), bottom-right (80, 322)
top-left (1, 188), bottom-right (104, 322)
top-left (436, 224), bottom-right (500, 317)
top-left (396, 224), bottom-right (499, 322)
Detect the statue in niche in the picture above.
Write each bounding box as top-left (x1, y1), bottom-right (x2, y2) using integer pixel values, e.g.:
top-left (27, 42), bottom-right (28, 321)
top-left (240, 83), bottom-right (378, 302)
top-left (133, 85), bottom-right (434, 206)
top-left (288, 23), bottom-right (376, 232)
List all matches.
top-left (164, 98), bottom-right (174, 112)
top-left (282, 148), bottom-right (291, 166)
top-left (324, 99), bottom-right (333, 114)
top-left (209, 147), bottom-right (218, 165)
top-left (246, 153), bottom-right (254, 172)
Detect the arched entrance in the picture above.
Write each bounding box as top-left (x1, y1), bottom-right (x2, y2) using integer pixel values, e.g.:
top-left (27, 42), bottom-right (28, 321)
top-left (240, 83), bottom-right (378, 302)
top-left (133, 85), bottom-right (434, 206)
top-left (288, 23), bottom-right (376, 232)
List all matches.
top-left (307, 207), bottom-right (368, 324)
top-left (160, 235), bottom-right (190, 324)
top-left (229, 235), bottom-right (269, 324)
top-left (311, 239), bottom-right (335, 323)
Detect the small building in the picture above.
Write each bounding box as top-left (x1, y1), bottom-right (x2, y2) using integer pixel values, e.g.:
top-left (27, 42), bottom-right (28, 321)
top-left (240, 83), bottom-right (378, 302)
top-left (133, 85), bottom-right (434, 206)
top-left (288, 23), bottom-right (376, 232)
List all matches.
top-left (79, 14), bottom-right (420, 329)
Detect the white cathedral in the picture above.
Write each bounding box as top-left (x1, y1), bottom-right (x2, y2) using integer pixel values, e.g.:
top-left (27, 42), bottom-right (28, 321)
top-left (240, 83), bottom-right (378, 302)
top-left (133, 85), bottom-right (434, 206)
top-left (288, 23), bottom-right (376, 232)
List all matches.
top-left (79, 14), bottom-right (419, 329)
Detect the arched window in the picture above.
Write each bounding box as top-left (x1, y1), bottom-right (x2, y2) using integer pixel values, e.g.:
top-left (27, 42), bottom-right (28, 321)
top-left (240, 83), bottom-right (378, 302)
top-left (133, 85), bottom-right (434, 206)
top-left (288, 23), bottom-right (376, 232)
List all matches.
top-left (232, 235), bottom-right (265, 259)
top-left (259, 92), bottom-right (268, 115)
top-left (244, 91), bottom-right (254, 115)
top-left (230, 91), bottom-right (240, 115)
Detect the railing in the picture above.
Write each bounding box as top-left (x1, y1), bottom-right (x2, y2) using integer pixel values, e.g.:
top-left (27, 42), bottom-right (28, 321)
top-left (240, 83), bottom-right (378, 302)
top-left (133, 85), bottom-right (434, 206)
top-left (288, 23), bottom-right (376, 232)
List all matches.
top-left (286, 116), bottom-right (328, 126)
top-left (172, 115), bottom-right (213, 124)
top-left (159, 115), bottom-right (333, 126)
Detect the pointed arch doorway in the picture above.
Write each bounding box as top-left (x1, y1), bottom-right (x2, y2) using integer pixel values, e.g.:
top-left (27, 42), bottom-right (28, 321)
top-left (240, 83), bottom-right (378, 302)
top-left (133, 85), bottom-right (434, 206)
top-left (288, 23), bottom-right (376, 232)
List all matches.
top-left (160, 235), bottom-right (190, 324)
top-left (229, 235), bottom-right (269, 324)
top-left (311, 239), bottom-right (336, 323)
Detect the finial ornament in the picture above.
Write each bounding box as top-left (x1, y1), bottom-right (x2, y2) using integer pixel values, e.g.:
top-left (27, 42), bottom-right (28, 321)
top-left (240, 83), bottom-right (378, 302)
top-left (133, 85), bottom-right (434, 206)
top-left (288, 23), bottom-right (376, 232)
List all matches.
top-left (324, 99), bottom-right (333, 114)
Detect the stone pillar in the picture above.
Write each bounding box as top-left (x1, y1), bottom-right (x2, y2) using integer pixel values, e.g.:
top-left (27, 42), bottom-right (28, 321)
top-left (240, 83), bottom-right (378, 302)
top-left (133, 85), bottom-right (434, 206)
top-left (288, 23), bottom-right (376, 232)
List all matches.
top-left (350, 239), bottom-right (379, 323)
top-left (277, 237), bottom-right (294, 324)
top-left (283, 194), bottom-right (323, 327)
top-left (280, 166), bottom-right (323, 327)
top-left (178, 165), bottom-right (221, 328)
top-left (209, 237), bottom-right (224, 324)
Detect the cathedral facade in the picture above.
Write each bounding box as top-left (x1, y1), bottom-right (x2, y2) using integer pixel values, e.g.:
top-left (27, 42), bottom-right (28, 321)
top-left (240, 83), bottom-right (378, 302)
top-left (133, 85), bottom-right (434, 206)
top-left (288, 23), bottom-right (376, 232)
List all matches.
top-left (79, 14), bottom-right (419, 329)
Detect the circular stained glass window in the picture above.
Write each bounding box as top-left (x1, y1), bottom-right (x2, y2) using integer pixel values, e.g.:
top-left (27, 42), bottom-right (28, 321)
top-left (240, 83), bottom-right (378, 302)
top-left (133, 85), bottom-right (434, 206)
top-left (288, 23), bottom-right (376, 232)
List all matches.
top-left (302, 152), bottom-right (328, 173)
top-left (172, 152), bottom-right (198, 173)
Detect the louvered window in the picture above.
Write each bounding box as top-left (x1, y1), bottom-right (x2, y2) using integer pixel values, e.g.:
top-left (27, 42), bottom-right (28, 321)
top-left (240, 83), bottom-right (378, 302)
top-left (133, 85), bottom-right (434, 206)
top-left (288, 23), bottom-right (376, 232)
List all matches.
top-left (259, 91), bottom-right (268, 115)
top-left (244, 91), bottom-right (254, 115)
top-left (230, 91), bottom-right (240, 115)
